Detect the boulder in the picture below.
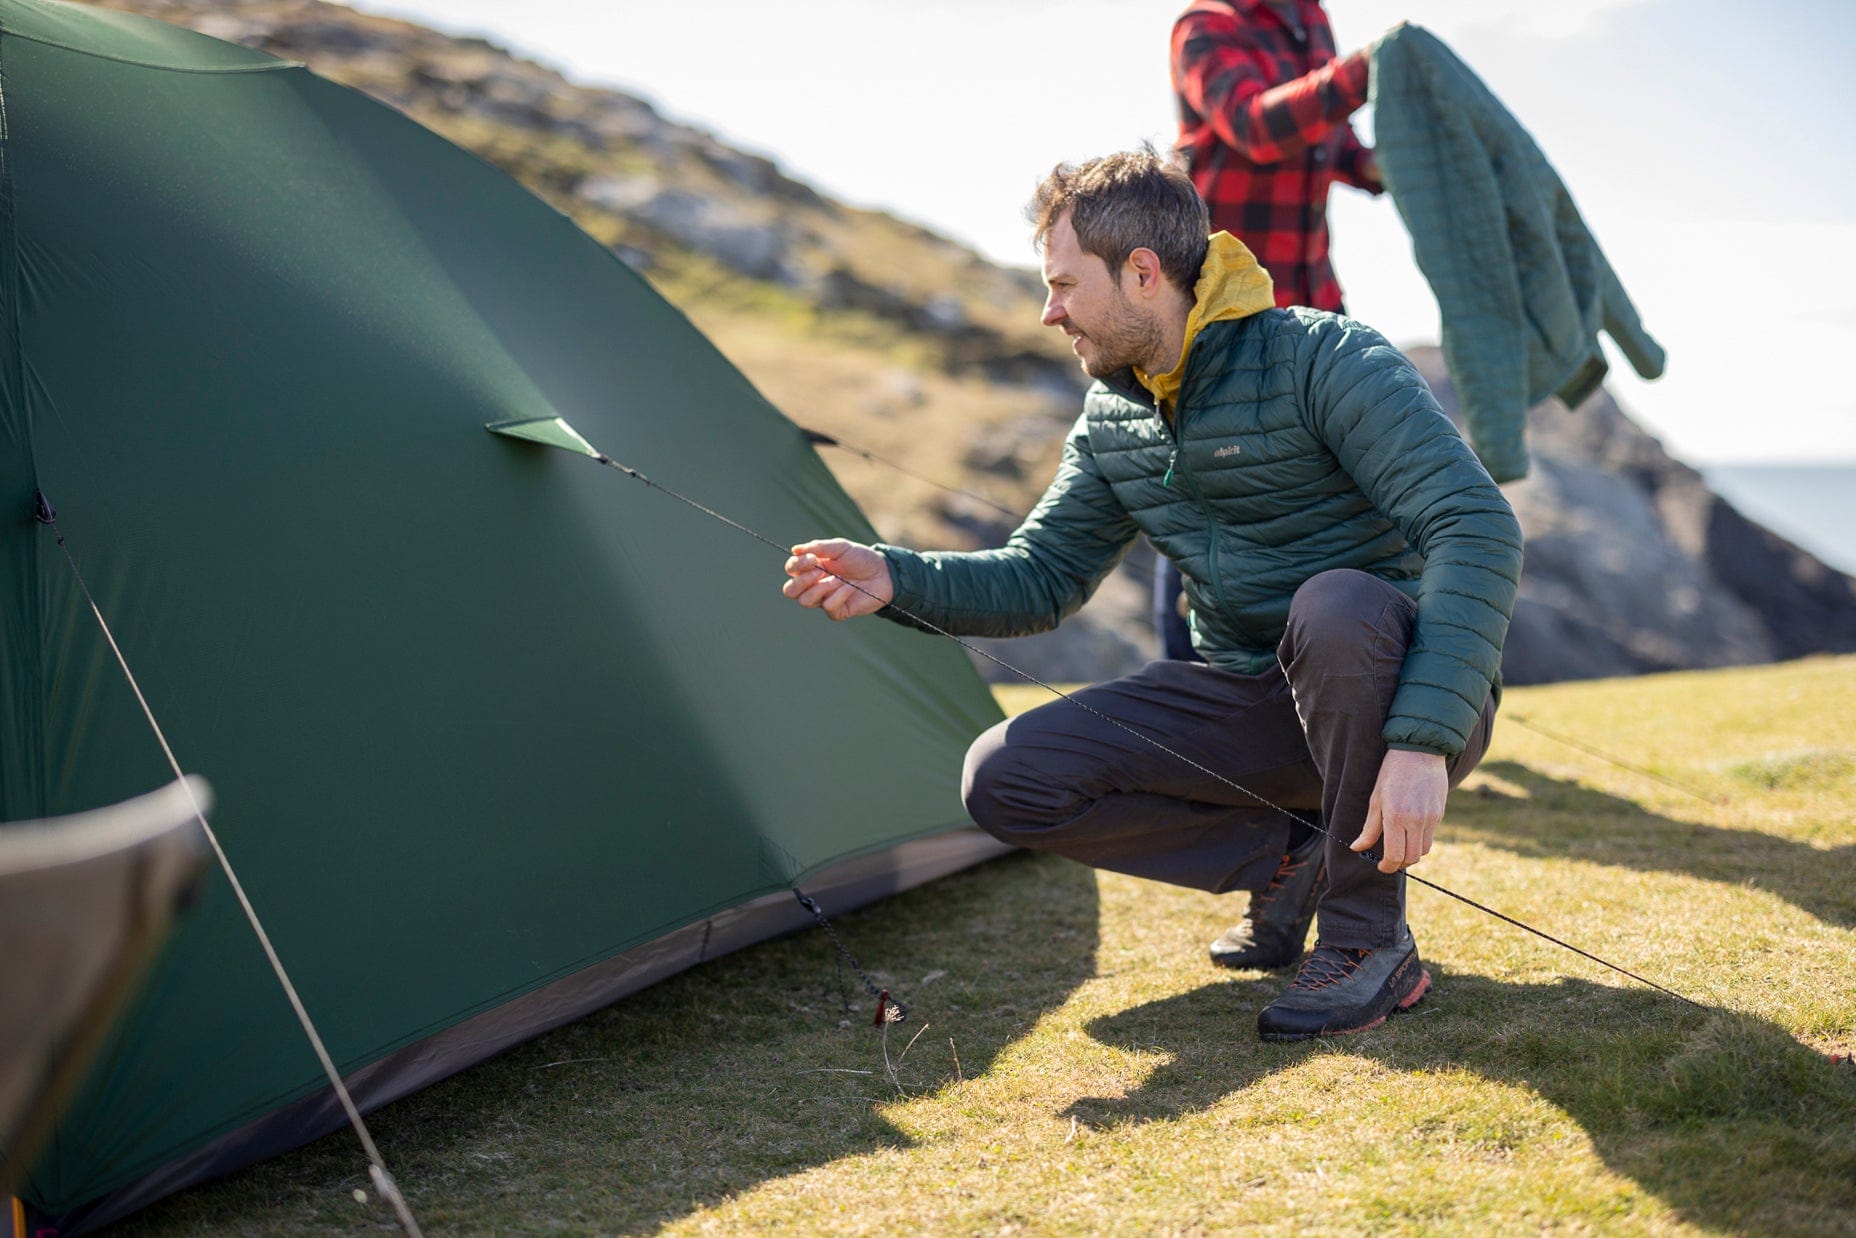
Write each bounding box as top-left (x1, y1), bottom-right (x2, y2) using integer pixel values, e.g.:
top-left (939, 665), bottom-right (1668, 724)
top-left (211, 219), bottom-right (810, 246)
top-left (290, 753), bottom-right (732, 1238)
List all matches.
top-left (1408, 348), bottom-right (1856, 683)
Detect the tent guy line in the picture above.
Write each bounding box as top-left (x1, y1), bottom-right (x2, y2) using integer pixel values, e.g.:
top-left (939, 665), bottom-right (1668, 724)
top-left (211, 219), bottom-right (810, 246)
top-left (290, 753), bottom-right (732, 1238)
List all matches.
top-left (487, 416), bottom-right (1713, 1015)
top-left (30, 491), bottom-right (427, 1238)
top-left (1502, 714), bottom-right (1724, 807)
top-left (797, 890), bottom-right (908, 1023)
top-left (801, 428), bottom-right (1021, 520)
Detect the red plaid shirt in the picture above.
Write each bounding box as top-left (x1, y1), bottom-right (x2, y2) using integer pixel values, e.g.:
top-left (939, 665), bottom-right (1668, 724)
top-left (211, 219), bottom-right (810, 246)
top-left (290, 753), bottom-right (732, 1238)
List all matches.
top-left (1172, 0), bottom-right (1380, 312)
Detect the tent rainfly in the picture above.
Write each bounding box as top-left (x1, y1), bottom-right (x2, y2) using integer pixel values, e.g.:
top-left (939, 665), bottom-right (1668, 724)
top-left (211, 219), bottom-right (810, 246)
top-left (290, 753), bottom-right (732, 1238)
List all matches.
top-left (0, 0), bottom-right (1006, 1230)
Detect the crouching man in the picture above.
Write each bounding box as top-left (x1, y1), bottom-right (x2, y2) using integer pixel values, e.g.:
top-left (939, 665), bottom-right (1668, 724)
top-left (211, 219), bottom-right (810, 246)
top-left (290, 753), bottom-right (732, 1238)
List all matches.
top-left (781, 149), bottom-right (1520, 1040)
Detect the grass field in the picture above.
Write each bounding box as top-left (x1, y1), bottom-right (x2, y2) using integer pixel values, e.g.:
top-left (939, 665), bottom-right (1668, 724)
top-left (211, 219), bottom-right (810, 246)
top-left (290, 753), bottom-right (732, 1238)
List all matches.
top-left (123, 657), bottom-right (1856, 1235)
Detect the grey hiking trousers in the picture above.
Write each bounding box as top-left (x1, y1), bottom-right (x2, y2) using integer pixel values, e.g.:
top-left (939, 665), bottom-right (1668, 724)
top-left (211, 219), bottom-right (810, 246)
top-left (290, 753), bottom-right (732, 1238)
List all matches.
top-left (962, 569), bottom-right (1498, 949)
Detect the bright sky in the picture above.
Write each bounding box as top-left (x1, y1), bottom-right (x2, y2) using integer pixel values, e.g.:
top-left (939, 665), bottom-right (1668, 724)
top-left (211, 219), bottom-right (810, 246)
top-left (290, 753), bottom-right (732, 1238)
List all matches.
top-left (358, 0), bottom-right (1855, 465)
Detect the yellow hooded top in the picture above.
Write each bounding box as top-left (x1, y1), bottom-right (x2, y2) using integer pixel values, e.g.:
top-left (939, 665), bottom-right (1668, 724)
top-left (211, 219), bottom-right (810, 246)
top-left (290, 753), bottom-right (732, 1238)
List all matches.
top-left (1134, 231), bottom-right (1276, 412)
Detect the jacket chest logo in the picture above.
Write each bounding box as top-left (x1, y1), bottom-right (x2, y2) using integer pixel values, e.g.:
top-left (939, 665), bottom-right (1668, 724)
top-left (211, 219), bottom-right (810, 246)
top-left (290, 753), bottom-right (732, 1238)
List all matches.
top-left (1213, 444), bottom-right (1242, 459)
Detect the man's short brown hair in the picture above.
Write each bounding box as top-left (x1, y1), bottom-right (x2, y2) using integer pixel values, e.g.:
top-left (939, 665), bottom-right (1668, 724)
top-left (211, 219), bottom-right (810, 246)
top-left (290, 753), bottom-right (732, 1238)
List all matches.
top-left (1027, 146), bottom-right (1210, 293)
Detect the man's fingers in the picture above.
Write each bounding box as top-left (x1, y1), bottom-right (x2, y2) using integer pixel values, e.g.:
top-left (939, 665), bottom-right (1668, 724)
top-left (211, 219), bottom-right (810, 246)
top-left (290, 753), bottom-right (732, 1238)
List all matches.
top-left (1351, 801), bottom-right (1382, 852)
top-left (1372, 812), bottom-right (1438, 872)
top-left (793, 573), bottom-right (877, 619)
top-left (783, 564), bottom-right (827, 597)
top-left (1392, 816), bottom-right (1421, 871)
top-left (1376, 816), bottom-right (1407, 873)
top-left (1368, 807), bottom-right (1423, 873)
top-left (823, 581), bottom-right (881, 621)
top-left (800, 574), bottom-right (858, 611)
top-left (791, 538), bottom-right (848, 559)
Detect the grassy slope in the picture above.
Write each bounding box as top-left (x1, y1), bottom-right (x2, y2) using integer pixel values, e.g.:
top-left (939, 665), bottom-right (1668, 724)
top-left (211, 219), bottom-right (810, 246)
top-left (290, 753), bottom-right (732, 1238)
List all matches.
top-left (118, 656), bottom-right (1856, 1235)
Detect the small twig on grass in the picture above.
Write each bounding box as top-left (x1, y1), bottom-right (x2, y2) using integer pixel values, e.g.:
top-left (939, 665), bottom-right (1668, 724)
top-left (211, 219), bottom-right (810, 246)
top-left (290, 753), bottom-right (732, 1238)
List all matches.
top-left (880, 1017), bottom-right (929, 1095)
top-left (950, 1037), bottom-right (963, 1083)
top-left (881, 1019), bottom-right (898, 1092)
top-left (533, 1058), bottom-right (608, 1071)
top-left (897, 1020), bottom-right (932, 1066)
top-left (795, 1068), bottom-right (874, 1076)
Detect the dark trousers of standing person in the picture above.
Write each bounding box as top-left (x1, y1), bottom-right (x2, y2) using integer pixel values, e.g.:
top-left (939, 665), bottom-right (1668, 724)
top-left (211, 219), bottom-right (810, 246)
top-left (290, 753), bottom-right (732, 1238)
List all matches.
top-left (963, 569), bottom-right (1497, 948)
top-left (1154, 556), bottom-right (1204, 663)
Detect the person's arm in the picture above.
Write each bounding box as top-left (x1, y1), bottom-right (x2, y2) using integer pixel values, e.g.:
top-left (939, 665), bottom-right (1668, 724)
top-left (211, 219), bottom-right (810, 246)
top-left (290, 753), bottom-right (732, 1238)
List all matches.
top-left (1295, 315), bottom-right (1523, 870)
top-left (1172, 11), bottom-right (1372, 165)
top-left (1297, 318), bottom-right (1521, 752)
top-left (784, 412), bottom-right (1140, 638)
top-left (1334, 132), bottom-right (1383, 193)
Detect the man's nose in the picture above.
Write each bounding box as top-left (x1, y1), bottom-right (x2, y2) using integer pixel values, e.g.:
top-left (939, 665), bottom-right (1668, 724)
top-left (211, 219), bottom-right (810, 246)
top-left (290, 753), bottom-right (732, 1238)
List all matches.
top-left (1041, 296), bottom-right (1066, 328)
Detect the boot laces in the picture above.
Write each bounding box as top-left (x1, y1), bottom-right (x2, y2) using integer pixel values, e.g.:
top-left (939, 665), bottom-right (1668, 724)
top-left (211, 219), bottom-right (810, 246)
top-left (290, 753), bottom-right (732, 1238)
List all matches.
top-left (1288, 944), bottom-right (1372, 992)
top-left (1254, 848), bottom-right (1311, 912)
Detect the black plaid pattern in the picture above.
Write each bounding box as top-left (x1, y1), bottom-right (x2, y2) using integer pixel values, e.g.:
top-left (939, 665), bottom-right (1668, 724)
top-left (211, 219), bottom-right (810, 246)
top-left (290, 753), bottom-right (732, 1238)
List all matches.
top-left (1172, 0), bottom-right (1381, 312)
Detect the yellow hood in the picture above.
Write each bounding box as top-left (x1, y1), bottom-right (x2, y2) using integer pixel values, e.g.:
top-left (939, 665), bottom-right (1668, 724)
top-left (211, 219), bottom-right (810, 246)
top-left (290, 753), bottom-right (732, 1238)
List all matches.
top-left (1135, 231), bottom-right (1275, 410)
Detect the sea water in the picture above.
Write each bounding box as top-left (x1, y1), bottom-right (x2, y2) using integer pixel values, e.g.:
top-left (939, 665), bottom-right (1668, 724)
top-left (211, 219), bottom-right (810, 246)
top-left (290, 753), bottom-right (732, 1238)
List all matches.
top-left (1700, 464), bottom-right (1856, 576)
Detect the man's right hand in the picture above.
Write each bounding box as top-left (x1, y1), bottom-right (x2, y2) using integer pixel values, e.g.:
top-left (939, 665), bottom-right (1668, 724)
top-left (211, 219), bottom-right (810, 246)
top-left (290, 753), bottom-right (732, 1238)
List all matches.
top-left (783, 539), bottom-right (894, 620)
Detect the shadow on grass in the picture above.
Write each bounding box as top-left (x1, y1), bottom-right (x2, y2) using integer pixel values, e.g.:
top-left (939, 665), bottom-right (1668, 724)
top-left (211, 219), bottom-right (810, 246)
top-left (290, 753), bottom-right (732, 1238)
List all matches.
top-left (1068, 973), bottom-right (1856, 1232)
top-left (116, 850), bottom-right (1101, 1236)
top-left (1451, 760), bottom-right (1856, 929)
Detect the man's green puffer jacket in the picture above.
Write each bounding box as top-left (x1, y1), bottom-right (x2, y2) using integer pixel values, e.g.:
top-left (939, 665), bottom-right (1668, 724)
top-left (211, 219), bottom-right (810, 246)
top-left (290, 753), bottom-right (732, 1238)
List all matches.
top-left (877, 308), bottom-right (1523, 757)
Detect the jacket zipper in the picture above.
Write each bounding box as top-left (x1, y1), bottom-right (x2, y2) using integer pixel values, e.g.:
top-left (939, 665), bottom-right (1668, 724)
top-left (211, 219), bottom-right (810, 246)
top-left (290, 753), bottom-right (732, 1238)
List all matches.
top-left (1159, 400), bottom-right (1225, 609)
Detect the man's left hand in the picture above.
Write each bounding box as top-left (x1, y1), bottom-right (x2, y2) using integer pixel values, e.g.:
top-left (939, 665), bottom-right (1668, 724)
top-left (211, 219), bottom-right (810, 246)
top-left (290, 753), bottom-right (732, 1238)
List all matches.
top-left (1351, 749), bottom-right (1448, 874)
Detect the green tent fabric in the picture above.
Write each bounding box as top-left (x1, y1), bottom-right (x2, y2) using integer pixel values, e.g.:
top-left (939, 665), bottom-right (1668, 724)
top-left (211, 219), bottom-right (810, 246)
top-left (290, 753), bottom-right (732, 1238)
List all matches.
top-left (0, 1), bottom-right (1005, 1229)
top-left (1370, 24), bottom-right (1666, 484)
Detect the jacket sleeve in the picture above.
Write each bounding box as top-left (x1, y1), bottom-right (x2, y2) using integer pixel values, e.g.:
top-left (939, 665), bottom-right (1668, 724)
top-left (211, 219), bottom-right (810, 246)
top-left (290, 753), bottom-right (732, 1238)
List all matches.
top-left (1294, 316), bottom-right (1523, 755)
top-left (874, 413), bottom-right (1140, 639)
top-left (1172, 11), bottom-right (1371, 165)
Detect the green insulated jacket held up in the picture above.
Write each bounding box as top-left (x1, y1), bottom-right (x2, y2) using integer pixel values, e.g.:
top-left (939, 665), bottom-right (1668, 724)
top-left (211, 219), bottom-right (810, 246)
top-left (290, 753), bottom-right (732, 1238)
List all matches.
top-left (1370, 24), bottom-right (1666, 483)
top-left (876, 309), bottom-right (1525, 757)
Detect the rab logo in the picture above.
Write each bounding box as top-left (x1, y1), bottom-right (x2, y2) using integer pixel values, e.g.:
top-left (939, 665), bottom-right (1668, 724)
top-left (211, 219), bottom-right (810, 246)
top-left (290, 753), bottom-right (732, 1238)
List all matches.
top-left (1213, 444), bottom-right (1242, 458)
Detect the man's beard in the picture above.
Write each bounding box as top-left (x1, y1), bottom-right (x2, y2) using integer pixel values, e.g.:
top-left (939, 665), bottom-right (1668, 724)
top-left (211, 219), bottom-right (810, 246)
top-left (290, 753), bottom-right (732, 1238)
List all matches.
top-left (1077, 291), bottom-right (1164, 379)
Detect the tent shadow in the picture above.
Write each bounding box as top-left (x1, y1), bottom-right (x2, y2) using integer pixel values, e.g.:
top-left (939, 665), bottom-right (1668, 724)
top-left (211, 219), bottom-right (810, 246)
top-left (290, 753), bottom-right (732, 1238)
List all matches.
top-left (1066, 972), bottom-right (1856, 1230)
top-left (1451, 760), bottom-right (1856, 930)
top-left (117, 850), bottom-right (1102, 1235)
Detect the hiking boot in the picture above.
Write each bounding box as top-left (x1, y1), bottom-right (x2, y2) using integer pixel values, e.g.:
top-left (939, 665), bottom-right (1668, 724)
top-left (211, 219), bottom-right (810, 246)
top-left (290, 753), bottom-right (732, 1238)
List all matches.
top-left (1209, 832), bottom-right (1324, 970)
top-left (1256, 927), bottom-right (1431, 1042)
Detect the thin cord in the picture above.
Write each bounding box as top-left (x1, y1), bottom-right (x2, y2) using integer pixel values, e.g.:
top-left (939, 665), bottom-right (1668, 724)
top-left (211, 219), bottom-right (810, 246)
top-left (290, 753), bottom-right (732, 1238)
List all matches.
top-left (802, 429), bottom-right (1022, 519)
top-left (796, 890), bottom-right (907, 1022)
top-left (592, 453), bottom-right (1717, 1011)
top-left (1398, 871), bottom-right (1702, 1007)
top-left (1504, 713), bottom-right (1725, 806)
top-left (35, 499), bottom-right (423, 1237)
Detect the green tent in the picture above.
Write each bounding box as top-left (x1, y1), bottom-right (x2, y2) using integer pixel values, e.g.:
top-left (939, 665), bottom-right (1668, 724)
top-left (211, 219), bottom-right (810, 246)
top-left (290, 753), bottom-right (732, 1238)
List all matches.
top-left (0, 1), bottom-right (1004, 1229)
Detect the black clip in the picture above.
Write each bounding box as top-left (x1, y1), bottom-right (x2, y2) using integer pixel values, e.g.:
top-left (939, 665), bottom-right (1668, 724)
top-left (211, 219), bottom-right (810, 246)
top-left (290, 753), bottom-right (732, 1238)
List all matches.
top-left (31, 489), bottom-right (56, 525)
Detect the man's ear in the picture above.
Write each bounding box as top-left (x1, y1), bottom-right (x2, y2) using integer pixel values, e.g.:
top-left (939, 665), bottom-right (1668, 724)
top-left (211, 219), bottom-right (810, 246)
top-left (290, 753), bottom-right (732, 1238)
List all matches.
top-left (1125, 247), bottom-right (1167, 299)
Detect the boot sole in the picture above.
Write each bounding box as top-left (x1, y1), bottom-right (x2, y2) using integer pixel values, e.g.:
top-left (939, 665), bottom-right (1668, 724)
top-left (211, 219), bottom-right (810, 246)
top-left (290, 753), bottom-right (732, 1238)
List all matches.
top-left (1208, 948), bottom-right (1302, 971)
top-left (1257, 967), bottom-right (1432, 1043)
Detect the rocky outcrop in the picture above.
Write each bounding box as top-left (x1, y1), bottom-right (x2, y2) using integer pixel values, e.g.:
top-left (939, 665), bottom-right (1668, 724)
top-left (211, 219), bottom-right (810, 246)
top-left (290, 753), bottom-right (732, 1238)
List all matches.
top-left (1409, 349), bottom-right (1856, 684)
